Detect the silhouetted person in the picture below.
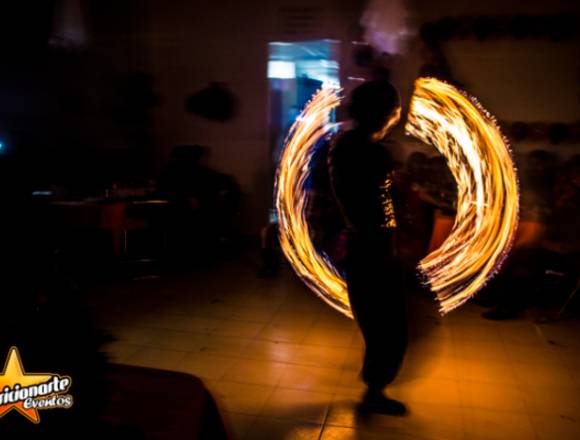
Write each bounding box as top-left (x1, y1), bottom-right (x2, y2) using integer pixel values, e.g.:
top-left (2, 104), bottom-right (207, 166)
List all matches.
top-left (328, 80), bottom-right (407, 415)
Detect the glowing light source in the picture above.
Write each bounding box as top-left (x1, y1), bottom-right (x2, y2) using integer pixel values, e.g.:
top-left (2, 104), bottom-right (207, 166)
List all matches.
top-left (405, 78), bottom-right (519, 313)
top-left (274, 88), bottom-right (352, 317)
top-left (275, 78), bottom-right (519, 316)
top-left (268, 61), bottom-right (296, 79)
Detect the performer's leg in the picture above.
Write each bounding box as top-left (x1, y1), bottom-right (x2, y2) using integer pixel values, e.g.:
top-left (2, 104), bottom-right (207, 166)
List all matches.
top-left (346, 244), bottom-right (407, 415)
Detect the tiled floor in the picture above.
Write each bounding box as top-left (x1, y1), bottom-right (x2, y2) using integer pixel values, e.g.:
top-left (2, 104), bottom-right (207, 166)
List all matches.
top-left (89, 254), bottom-right (580, 439)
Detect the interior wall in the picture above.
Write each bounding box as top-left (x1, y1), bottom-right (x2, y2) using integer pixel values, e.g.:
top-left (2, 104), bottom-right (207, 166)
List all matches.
top-left (148, 0), bottom-right (364, 234)
top-left (84, 0), bottom-right (579, 231)
top-left (400, 0), bottom-right (580, 159)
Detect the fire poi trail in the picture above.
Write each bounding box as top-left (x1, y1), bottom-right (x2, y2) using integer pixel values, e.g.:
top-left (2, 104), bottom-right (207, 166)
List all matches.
top-left (274, 78), bottom-right (519, 316)
top-left (406, 78), bottom-right (519, 313)
top-left (274, 88), bottom-right (351, 317)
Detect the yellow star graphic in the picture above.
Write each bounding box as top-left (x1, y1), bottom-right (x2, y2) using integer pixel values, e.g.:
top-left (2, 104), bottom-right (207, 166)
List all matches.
top-left (0, 347), bottom-right (52, 424)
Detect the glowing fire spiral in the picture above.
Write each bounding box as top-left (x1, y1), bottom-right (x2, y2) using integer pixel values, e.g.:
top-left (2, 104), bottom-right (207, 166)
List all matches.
top-left (275, 78), bottom-right (519, 316)
top-left (406, 78), bottom-right (519, 312)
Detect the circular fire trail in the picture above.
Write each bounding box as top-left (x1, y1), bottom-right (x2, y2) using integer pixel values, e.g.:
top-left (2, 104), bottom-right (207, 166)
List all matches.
top-left (275, 78), bottom-right (519, 316)
top-left (274, 88), bottom-right (352, 317)
top-left (405, 78), bottom-right (519, 313)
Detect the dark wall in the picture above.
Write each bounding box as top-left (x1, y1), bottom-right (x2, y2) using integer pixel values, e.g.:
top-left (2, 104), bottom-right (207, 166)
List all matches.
top-left (0, 1), bottom-right (157, 194)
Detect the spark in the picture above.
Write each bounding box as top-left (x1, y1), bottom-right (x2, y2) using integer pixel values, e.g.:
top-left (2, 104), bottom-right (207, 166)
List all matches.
top-left (275, 78), bottom-right (519, 317)
top-left (405, 78), bottom-right (519, 313)
top-left (274, 88), bottom-right (353, 318)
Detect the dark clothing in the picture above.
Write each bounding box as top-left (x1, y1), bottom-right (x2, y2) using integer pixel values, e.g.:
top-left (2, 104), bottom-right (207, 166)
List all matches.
top-left (305, 140), bottom-right (345, 262)
top-left (328, 129), bottom-right (406, 389)
top-left (328, 130), bottom-right (398, 238)
top-left (346, 235), bottom-right (407, 388)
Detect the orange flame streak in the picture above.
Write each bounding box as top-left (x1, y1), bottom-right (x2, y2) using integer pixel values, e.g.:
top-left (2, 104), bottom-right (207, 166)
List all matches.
top-left (276, 79), bottom-right (519, 317)
top-left (274, 88), bottom-right (353, 318)
top-left (405, 78), bottom-right (519, 313)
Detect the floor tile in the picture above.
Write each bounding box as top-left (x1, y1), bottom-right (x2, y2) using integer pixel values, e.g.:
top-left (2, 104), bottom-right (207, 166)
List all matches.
top-left (261, 387), bottom-right (332, 424)
top-left (212, 319), bottom-right (265, 338)
top-left (503, 342), bottom-right (564, 365)
top-left (462, 408), bottom-right (535, 440)
top-left (176, 352), bottom-right (238, 380)
top-left (124, 346), bottom-right (188, 371)
top-left (497, 322), bottom-right (547, 346)
top-left (278, 364), bottom-right (342, 393)
top-left (512, 361), bottom-right (574, 387)
top-left (529, 413), bottom-right (580, 440)
top-left (519, 384), bottom-right (580, 417)
top-left (454, 358), bottom-right (517, 385)
top-left (212, 380), bottom-right (276, 415)
top-left (400, 353), bottom-right (458, 380)
top-left (223, 411), bottom-right (256, 439)
top-left (147, 328), bottom-right (207, 351)
top-left (222, 358), bottom-right (288, 386)
top-left (453, 339), bottom-right (510, 362)
top-left (102, 341), bottom-right (145, 363)
top-left (195, 334), bottom-right (253, 357)
top-left (257, 322), bottom-right (311, 343)
top-left (355, 402), bottom-right (465, 440)
top-left (89, 254), bottom-right (580, 439)
top-left (244, 417), bottom-right (322, 440)
top-left (301, 327), bottom-right (356, 348)
top-left (390, 377), bottom-right (461, 406)
top-left (458, 380), bottom-right (526, 411)
top-left (105, 325), bottom-right (160, 345)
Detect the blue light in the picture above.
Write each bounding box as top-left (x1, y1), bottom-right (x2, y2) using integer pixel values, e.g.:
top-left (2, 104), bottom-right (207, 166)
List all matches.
top-left (32, 191), bottom-right (54, 196)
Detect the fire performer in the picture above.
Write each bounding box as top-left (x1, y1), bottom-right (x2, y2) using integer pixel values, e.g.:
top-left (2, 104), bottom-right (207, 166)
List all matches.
top-left (328, 80), bottom-right (407, 415)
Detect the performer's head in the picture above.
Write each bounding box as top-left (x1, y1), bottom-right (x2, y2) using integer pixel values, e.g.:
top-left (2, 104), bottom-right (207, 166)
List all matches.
top-left (348, 80), bottom-right (401, 140)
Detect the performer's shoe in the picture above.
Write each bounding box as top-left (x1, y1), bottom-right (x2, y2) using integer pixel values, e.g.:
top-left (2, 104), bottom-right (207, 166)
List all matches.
top-left (358, 389), bottom-right (407, 416)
